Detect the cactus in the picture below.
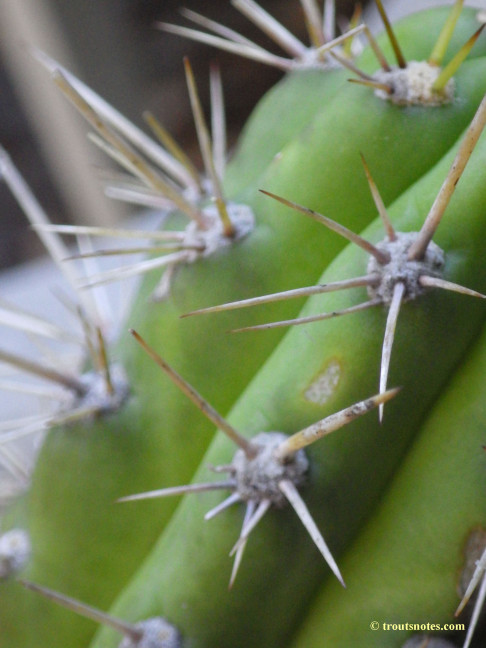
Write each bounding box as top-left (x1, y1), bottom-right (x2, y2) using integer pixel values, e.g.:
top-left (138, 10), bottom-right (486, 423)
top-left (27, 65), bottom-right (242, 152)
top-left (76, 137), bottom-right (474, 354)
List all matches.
top-left (1, 1), bottom-right (486, 647)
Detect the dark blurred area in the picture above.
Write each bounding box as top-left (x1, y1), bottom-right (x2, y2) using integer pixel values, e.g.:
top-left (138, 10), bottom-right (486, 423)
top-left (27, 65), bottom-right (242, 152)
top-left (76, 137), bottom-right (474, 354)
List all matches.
top-left (0, 0), bottom-right (360, 270)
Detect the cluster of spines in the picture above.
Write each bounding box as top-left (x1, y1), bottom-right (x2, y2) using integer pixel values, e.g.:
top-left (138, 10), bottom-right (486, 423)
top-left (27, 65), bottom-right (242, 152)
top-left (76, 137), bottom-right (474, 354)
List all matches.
top-left (185, 92), bottom-right (486, 422)
top-left (2, 1), bottom-right (486, 647)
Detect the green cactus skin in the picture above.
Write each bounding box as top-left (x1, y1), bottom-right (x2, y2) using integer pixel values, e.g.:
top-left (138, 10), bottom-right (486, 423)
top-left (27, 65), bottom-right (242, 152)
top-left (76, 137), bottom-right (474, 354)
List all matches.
top-left (254, 55), bottom-right (486, 249)
top-left (89, 99), bottom-right (486, 648)
top-left (288, 317), bottom-right (486, 648)
top-left (221, 67), bottom-right (349, 198)
top-left (2, 5), bottom-right (486, 648)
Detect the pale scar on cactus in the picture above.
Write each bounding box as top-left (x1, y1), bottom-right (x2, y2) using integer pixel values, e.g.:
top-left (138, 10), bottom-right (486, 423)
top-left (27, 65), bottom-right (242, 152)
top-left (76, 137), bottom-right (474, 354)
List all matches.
top-left (119, 328), bottom-right (398, 588)
top-left (187, 91), bottom-right (486, 421)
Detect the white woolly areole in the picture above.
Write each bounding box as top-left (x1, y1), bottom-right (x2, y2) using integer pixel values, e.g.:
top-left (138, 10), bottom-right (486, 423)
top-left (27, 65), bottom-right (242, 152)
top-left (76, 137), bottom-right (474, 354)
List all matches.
top-left (118, 618), bottom-right (181, 648)
top-left (0, 528), bottom-right (31, 579)
top-left (367, 232), bottom-right (445, 305)
top-left (71, 364), bottom-right (130, 418)
top-left (183, 202), bottom-right (255, 260)
top-left (374, 61), bottom-right (455, 106)
top-left (232, 432), bottom-right (309, 506)
top-left (153, 202), bottom-right (255, 301)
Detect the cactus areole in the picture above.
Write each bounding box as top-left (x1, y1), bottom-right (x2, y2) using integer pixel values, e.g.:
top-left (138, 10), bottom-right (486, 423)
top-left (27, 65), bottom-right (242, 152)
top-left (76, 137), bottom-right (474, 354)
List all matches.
top-left (1, 3), bottom-right (486, 648)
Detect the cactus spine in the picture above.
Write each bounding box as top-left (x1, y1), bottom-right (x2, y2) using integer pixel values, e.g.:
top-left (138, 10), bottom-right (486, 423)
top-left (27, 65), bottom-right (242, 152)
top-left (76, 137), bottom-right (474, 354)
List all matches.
top-left (1, 2), bottom-right (486, 648)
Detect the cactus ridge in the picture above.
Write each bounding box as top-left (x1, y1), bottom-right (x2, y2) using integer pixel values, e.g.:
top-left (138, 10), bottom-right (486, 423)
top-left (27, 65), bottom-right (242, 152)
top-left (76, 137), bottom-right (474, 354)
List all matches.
top-left (2, 2), bottom-right (486, 648)
top-left (121, 328), bottom-right (397, 588)
top-left (190, 98), bottom-right (486, 421)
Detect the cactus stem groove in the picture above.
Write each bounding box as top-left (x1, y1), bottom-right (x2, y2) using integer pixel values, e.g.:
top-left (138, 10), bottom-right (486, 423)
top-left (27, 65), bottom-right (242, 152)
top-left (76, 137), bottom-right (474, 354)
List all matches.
top-left (182, 275), bottom-right (377, 317)
top-left (230, 299), bottom-right (381, 332)
top-left (129, 329), bottom-right (256, 457)
top-left (259, 189), bottom-right (391, 264)
top-left (278, 478), bottom-right (345, 587)
top-left (119, 345), bottom-right (395, 586)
